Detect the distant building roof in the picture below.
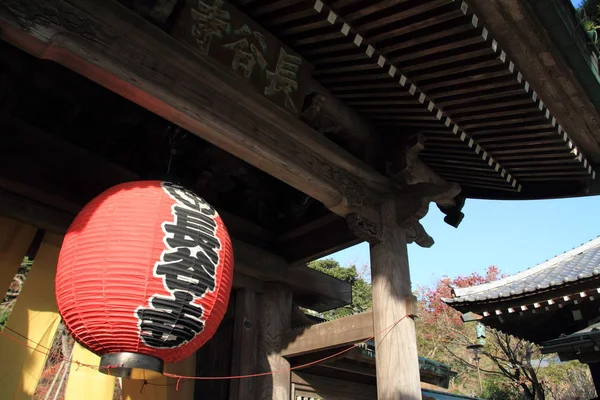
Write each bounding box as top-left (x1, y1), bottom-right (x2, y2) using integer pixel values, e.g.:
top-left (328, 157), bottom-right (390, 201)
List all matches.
top-left (444, 237), bottom-right (600, 305)
top-left (541, 321), bottom-right (600, 364)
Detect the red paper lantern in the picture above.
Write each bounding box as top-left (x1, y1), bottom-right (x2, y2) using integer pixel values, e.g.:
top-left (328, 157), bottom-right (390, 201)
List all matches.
top-left (55, 181), bottom-right (234, 379)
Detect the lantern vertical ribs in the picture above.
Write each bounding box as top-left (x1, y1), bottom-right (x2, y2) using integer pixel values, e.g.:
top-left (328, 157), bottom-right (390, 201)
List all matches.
top-left (55, 181), bottom-right (234, 379)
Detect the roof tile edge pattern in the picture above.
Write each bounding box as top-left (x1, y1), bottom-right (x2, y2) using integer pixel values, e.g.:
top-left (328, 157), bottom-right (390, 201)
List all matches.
top-left (313, 0), bottom-right (520, 191)
top-left (445, 236), bottom-right (600, 303)
top-left (314, 0), bottom-right (597, 190)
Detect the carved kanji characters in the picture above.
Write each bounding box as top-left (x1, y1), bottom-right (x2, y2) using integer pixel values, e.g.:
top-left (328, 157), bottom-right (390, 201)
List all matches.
top-left (190, 0), bottom-right (231, 55)
top-left (265, 48), bottom-right (302, 113)
top-left (222, 25), bottom-right (267, 78)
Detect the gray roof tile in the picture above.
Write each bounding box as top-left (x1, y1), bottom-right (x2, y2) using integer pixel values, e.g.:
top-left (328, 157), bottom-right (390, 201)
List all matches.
top-left (444, 236), bottom-right (600, 304)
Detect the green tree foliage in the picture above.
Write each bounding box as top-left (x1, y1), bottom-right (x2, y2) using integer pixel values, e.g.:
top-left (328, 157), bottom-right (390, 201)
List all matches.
top-left (307, 258), bottom-right (372, 319)
top-left (539, 360), bottom-right (597, 400)
top-left (577, 0), bottom-right (600, 43)
top-left (483, 376), bottom-right (521, 400)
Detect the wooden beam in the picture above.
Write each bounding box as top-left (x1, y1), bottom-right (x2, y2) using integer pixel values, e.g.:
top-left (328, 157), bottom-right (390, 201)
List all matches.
top-left (231, 239), bottom-right (352, 312)
top-left (0, 112), bottom-right (280, 248)
top-left (277, 214), bottom-right (340, 243)
top-left (0, 112), bottom-right (351, 307)
top-left (0, 189), bottom-right (73, 235)
top-left (0, 94), bottom-right (359, 263)
top-left (0, 187), bottom-right (351, 311)
top-left (277, 214), bottom-right (361, 266)
top-left (288, 266), bottom-right (352, 313)
top-left (232, 272), bottom-right (263, 293)
top-left (0, 115), bottom-right (138, 214)
top-left (370, 198), bottom-right (421, 399)
top-left (291, 372), bottom-right (376, 400)
top-left (229, 288), bottom-right (258, 400)
top-left (257, 284), bottom-right (292, 400)
top-left (281, 311), bottom-right (373, 357)
top-left (321, 360), bottom-right (376, 377)
top-left (301, 81), bottom-right (380, 163)
top-left (232, 239), bottom-right (288, 282)
top-left (218, 210), bottom-right (275, 250)
top-left (0, 0), bottom-right (394, 224)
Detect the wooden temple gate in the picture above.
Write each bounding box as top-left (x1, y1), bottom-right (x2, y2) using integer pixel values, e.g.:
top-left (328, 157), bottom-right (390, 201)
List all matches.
top-left (0, 0), bottom-right (599, 399)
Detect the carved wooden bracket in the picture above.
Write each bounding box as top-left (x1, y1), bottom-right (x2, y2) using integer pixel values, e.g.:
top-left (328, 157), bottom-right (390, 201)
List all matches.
top-left (438, 195), bottom-right (466, 228)
top-left (346, 213), bottom-right (382, 244)
top-left (396, 182), bottom-right (462, 248)
top-left (403, 219), bottom-right (434, 248)
top-left (387, 133), bottom-right (464, 238)
top-left (387, 133), bottom-right (427, 185)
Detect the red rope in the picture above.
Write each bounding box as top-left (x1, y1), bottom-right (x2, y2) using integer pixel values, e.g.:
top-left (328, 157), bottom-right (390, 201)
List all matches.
top-left (0, 314), bottom-right (412, 385)
top-left (163, 314), bottom-right (411, 381)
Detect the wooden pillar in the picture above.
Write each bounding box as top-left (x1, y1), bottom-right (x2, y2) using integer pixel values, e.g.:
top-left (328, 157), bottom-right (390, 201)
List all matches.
top-left (369, 198), bottom-right (422, 400)
top-left (229, 288), bottom-right (258, 400)
top-left (257, 284), bottom-right (292, 400)
top-left (194, 300), bottom-right (235, 399)
top-left (0, 232), bottom-right (62, 398)
top-left (589, 362), bottom-right (600, 395)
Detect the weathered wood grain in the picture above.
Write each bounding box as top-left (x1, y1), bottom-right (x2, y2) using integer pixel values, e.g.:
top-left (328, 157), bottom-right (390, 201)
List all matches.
top-left (257, 284), bottom-right (292, 400)
top-left (0, 0), bottom-right (392, 224)
top-left (467, 0), bottom-right (600, 164)
top-left (171, 0), bottom-right (311, 116)
top-left (291, 372), bottom-right (376, 400)
top-left (229, 288), bottom-right (258, 400)
top-left (194, 302), bottom-right (235, 399)
top-left (281, 311), bottom-right (373, 357)
top-left (370, 198), bottom-right (422, 400)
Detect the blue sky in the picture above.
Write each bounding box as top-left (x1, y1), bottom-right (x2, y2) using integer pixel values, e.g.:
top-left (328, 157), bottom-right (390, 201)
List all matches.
top-left (327, 196), bottom-right (599, 288)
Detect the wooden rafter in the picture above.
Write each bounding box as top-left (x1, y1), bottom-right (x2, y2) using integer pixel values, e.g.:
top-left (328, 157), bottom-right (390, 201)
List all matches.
top-left (307, 0), bottom-right (522, 191)
top-left (467, 0), bottom-right (600, 166)
top-left (234, 0), bottom-right (598, 194)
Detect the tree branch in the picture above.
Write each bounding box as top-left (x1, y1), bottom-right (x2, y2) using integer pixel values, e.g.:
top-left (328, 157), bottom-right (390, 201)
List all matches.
top-left (441, 343), bottom-right (505, 377)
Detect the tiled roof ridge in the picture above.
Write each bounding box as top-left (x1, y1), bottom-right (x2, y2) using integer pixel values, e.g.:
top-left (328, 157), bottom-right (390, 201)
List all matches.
top-left (451, 236), bottom-right (600, 299)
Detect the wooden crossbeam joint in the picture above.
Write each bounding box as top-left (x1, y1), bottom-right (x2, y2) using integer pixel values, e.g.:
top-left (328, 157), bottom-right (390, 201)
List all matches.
top-left (346, 213), bottom-right (381, 244)
top-left (405, 294), bottom-right (419, 320)
top-left (280, 311), bottom-right (373, 357)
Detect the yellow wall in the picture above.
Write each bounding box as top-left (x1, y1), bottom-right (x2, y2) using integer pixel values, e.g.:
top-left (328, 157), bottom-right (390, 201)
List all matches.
top-left (122, 354), bottom-right (197, 400)
top-left (0, 232), bottom-right (62, 399)
top-left (0, 219), bottom-right (196, 400)
top-left (64, 343), bottom-right (116, 400)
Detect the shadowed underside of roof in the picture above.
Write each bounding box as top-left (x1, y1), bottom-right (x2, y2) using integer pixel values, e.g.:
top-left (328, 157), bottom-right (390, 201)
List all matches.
top-left (231, 0), bottom-right (597, 200)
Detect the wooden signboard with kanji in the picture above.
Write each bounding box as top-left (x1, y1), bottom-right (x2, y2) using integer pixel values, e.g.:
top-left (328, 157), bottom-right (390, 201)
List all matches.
top-left (172, 0), bottom-right (312, 116)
